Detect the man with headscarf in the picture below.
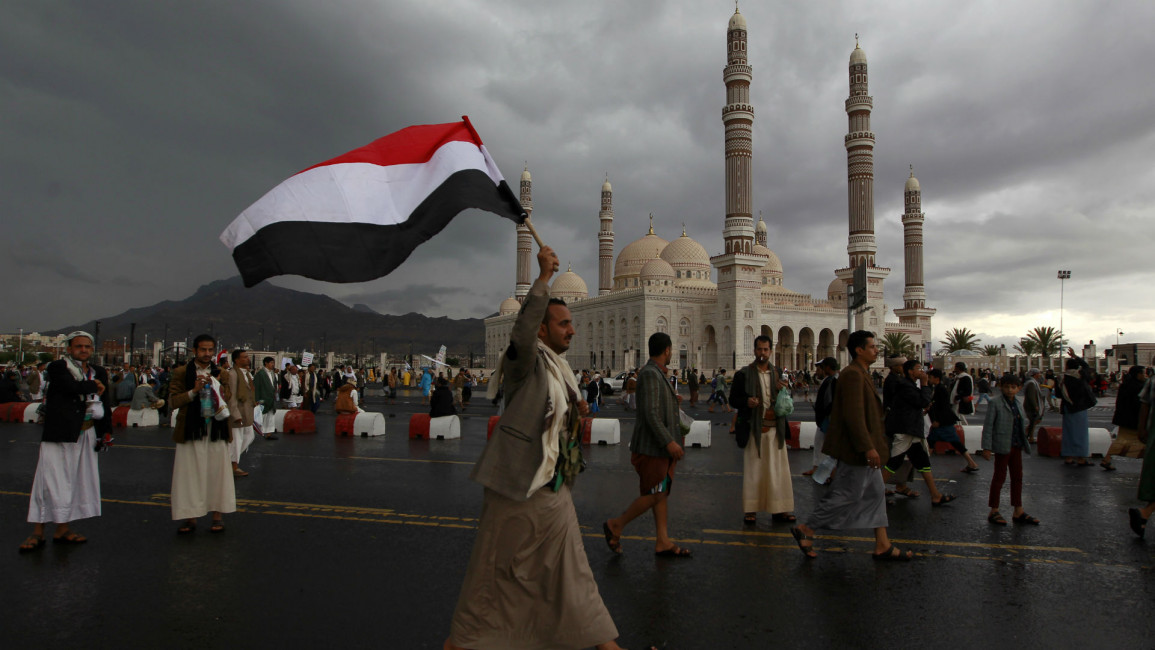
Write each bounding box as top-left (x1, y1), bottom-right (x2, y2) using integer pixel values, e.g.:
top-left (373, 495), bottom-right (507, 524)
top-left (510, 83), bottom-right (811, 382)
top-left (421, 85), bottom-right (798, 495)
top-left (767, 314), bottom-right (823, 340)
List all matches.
top-left (169, 333), bottom-right (235, 534)
top-left (253, 356), bottom-right (279, 440)
top-left (20, 331), bottom-right (115, 553)
top-left (445, 246), bottom-right (623, 650)
top-left (301, 363), bottom-right (321, 413)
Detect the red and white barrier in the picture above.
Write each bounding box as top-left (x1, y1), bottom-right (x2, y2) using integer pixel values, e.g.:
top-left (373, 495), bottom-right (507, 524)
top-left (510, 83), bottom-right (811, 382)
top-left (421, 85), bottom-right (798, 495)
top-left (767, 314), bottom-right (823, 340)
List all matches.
top-left (22, 403), bottom-right (42, 423)
top-left (409, 414), bottom-right (460, 439)
top-left (336, 412), bottom-right (386, 437)
top-left (111, 405), bottom-right (130, 428)
top-left (796, 421), bottom-right (818, 449)
top-left (588, 418), bottom-right (620, 445)
top-left (280, 410), bottom-right (316, 434)
top-left (1089, 427), bottom-right (1111, 457)
top-left (1037, 426), bottom-right (1062, 457)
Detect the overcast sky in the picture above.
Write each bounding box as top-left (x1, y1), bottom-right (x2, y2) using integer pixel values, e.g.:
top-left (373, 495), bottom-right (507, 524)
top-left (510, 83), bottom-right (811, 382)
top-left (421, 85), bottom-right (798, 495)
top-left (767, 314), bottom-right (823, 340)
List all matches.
top-left (3, 0), bottom-right (1153, 353)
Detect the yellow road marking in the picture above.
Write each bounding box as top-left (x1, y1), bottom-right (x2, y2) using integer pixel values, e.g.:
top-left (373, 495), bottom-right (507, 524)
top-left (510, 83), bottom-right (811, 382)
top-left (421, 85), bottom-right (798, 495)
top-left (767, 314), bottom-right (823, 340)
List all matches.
top-left (701, 528), bottom-right (1084, 554)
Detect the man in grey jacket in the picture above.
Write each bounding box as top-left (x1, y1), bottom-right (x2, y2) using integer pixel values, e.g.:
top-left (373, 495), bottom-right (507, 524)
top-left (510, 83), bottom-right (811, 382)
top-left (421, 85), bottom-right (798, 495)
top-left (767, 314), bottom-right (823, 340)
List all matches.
top-left (603, 332), bottom-right (691, 557)
top-left (446, 246), bottom-right (623, 650)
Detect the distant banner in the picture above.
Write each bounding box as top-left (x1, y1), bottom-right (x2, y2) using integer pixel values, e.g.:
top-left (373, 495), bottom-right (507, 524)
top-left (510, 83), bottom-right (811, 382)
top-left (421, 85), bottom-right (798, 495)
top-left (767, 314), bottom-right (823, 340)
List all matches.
top-left (301, 352), bottom-right (315, 367)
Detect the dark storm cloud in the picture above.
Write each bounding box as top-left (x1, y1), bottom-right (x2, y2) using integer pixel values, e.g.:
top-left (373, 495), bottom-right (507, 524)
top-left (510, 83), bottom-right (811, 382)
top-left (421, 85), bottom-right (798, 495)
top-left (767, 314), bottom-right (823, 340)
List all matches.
top-left (2, 0), bottom-right (1152, 348)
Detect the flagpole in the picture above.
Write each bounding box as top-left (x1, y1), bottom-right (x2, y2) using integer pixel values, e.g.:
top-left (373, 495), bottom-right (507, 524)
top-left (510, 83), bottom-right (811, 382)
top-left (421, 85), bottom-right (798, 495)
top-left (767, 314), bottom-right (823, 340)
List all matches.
top-left (523, 217), bottom-right (545, 248)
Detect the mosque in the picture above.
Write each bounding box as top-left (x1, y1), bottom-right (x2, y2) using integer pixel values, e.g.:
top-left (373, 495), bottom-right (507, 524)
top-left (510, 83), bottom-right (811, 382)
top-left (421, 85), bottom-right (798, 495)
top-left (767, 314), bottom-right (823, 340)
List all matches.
top-left (485, 6), bottom-right (935, 374)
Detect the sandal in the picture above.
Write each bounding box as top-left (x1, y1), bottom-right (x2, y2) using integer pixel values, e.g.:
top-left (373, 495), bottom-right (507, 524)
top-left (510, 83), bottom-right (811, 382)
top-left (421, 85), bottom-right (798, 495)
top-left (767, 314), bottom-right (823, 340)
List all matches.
top-left (233, 468), bottom-right (249, 477)
top-left (771, 512), bottom-right (797, 522)
top-left (1128, 508), bottom-right (1147, 538)
top-left (743, 513), bottom-right (757, 526)
top-left (801, 467), bottom-right (817, 476)
top-left (1100, 461), bottom-right (1117, 472)
top-left (654, 546), bottom-right (693, 558)
top-left (18, 535), bottom-right (45, 553)
top-left (177, 522), bottom-right (196, 535)
top-left (895, 487), bottom-right (920, 498)
top-left (931, 493), bottom-right (956, 507)
top-left (53, 531), bottom-right (87, 545)
top-left (790, 527), bottom-right (817, 559)
top-left (872, 545), bottom-right (913, 561)
top-left (209, 521), bottom-right (225, 534)
top-left (602, 521), bottom-right (623, 554)
top-left (1012, 512), bottom-right (1040, 525)
top-left (988, 512), bottom-right (1007, 526)
top-left (961, 466), bottom-right (980, 473)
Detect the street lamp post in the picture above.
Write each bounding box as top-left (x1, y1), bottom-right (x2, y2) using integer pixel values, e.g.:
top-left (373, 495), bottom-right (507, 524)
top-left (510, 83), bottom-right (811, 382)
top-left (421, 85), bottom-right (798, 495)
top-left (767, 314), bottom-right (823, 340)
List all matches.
top-left (1116, 328), bottom-right (1124, 371)
top-left (1057, 270), bottom-right (1071, 348)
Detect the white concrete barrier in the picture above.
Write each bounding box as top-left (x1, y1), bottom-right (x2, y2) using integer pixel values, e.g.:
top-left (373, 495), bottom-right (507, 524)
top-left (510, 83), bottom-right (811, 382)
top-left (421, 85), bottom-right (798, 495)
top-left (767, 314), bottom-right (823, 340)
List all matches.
top-left (274, 409), bottom-right (289, 432)
top-left (22, 403), bottom-right (42, 423)
top-left (431, 415), bottom-right (461, 440)
top-left (126, 408), bottom-right (160, 427)
top-left (797, 421), bottom-right (818, 449)
top-left (589, 419), bottom-right (620, 445)
top-left (961, 426), bottom-right (985, 452)
top-left (353, 412), bottom-right (387, 437)
top-left (684, 420), bottom-right (711, 448)
top-left (1089, 427), bottom-right (1112, 457)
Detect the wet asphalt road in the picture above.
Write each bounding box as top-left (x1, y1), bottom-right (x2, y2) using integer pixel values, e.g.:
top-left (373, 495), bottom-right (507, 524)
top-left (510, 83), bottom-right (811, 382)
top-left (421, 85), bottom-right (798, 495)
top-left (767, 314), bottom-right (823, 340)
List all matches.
top-left (3, 387), bottom-right (1153, 650)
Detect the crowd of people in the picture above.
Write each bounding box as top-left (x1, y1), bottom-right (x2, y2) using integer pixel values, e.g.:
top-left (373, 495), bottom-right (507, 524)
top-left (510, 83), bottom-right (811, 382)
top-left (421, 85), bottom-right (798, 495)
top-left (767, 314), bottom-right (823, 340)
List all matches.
top-left (7, 256), bottom-right (1154, 649)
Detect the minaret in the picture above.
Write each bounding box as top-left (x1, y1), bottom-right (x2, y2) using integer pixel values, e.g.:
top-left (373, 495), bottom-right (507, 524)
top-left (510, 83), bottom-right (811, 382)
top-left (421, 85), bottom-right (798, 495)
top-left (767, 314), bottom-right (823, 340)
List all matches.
top-left (835, 36), bottom-right (889, 331)
top-left (722, 5), bottom-right (755, 255)
top-left (598, 175), bottom-right (614, 296)
top-left (515, 166), bottom-right (533, 303)
top-left (894, 166), bottom-right (936, 345)
top-left (710, 4), bottom-right (765, 370)
top-left (755, 213), bottom-right (767, 248)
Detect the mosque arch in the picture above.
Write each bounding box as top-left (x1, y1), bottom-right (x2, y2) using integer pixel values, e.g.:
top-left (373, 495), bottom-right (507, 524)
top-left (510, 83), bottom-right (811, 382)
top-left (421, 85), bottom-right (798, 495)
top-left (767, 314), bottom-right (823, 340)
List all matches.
top-left (776, 326), bottom-right (795, 369)
top-left (799, 327), bottom-right (815, 370)
top-left (818, 328), bottom-right (835, 359)
top-left (760, 324), bottom-right (774, 345)
top-left (704, 325), bottom-right (718, 370)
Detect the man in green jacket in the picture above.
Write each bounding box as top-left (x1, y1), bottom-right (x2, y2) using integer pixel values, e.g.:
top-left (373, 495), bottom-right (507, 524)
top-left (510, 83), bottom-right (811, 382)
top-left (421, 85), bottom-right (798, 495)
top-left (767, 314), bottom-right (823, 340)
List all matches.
top-left (603, 332), bottom-right (691, 557)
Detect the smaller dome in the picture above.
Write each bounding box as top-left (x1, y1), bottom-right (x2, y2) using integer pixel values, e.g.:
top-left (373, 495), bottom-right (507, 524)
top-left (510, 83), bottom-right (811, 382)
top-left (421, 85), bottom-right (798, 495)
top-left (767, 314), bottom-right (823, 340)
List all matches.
top-left (602, 178), bottom-right (612, 193)
top-left (752, 245), bottom-right (783, 273)
top-left (755, 217), bottom-right (767, 233)
top-left (827, 278), bottom-right (846, 299)
top-left (520, 167), bottom-right (531, 182)
top-left (905, 168), bottom-right (920, 192)
top-left (850, 43), bottom-right (866, 65)
top-left (728, 8), bottom-right (747, 31)
top-left (640, 257), bottom-right (676, 281)
top-left (499, 297), bottom-right (520, 315)
top-left (552, 265), bottom-right (589, 300)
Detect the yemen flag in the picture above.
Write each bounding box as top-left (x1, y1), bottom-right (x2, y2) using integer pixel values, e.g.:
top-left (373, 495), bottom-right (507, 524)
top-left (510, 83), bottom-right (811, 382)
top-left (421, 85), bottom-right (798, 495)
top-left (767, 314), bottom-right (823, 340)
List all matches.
top-left (220, 117), bottom-right (526, 287)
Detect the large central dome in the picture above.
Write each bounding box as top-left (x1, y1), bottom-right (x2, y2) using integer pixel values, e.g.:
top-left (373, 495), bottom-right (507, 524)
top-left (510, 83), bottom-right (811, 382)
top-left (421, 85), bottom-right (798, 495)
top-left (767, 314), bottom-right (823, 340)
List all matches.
top-left (661, 230), bottom-right (714, 286)
top-left (613, 227), bottom-right (669, 289)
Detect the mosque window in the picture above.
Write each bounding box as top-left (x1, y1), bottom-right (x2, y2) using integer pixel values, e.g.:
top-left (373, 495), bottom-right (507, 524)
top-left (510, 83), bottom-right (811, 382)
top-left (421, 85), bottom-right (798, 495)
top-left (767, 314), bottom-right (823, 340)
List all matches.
top-left (679, 319), bottom-right (690, 336)
top-left (656, 317), bottom-right (668, 333)
top-left (724, 304), bottom-right (731, 319)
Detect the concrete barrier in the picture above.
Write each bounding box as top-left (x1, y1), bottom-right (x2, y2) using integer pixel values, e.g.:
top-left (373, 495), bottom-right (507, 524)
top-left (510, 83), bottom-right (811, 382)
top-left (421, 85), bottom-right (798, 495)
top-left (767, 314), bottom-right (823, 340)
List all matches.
top-left (126, 408), bottom-right (160, 428)
top-left (1, 402), bottom-right (31, 422)
top-left (111, 405), bottom-right (130, 428)
top-left (1089, 427), bottom-right (1111, 457)
top-left (797, 421), bottom-right (818, 449)
top-left (588, 418), bottom-right (620, 445)
top-left (281, 410), bottom-right (316, 434)
top-left (431, 415), bottom-right (461, 440)
top-left (22, 403), bottom-right (42, 423)
top-left (684, 420), bottom-right (711, 448)
top-left (336, 412), bottom-right (386, 437)
top-left (1037, 426), bottom-right (1062, 457)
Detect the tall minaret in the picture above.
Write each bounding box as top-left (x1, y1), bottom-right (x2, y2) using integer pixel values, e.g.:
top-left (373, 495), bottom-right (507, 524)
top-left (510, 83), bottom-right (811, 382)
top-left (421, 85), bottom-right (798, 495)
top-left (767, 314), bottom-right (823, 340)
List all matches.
top-left (722, 5), bottom-right (755, 255)
top-left (894, 166), bottom-right (936, 346)
top-left (597, 175), bottom-right (614, 296)
top-left (515, 166), bottom-right (533, 303)
top-left (835, 36), bottom-right (889, 331)
top-left (710, 4), bottom-right (764, 370)
top-left (754, 214), bottom-right (767, 248)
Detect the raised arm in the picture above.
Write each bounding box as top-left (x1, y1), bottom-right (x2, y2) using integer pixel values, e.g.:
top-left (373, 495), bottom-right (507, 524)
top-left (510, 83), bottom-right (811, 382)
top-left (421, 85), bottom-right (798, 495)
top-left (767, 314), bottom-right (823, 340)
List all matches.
top-left (505, 246), bottom-right (559, 384)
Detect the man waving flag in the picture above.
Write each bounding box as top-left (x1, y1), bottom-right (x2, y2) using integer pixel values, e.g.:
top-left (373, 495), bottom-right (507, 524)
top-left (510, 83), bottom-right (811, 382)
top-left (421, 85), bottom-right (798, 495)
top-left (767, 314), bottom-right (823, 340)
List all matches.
top-left (220, 117), bottom-right (526, 287)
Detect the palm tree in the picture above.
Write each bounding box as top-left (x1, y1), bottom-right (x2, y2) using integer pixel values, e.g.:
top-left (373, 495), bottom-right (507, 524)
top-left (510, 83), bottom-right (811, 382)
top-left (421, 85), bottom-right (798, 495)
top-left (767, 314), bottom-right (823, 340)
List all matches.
top-left (1013, 338), bottom-right (1039, 356)
top-left (881, 332), bottom-right (916, 358)
top-left (982, 345), bottom-right (1002, 357)
top-left (1025, 326), bottom-right (1063, 356)
top-left (939, 327), bottom-right (981, 354)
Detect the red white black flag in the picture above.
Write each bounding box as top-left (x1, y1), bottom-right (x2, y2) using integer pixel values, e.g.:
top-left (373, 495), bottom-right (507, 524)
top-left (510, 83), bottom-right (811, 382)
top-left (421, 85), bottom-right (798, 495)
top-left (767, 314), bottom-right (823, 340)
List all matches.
top-left (220, 117), bottom-right (525, 287)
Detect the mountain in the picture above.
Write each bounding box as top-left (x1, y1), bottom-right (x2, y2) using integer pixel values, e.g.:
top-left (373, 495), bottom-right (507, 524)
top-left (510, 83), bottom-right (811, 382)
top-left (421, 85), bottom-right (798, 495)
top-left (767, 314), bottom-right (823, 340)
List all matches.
top-left (46, 277), bottom-right (485, 359)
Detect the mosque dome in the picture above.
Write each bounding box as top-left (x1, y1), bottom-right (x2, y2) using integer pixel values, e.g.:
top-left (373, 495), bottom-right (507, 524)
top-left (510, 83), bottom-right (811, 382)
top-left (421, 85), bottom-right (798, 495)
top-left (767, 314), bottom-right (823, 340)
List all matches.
top-left (551, 265), bottom-right (589, 300)
top-left (520, 167), bottom-right (531, 182)
top-left (639, 257), bottom-right (676, 283)
top-left (752, 245), bottom-right (783, 273)
top-left (850, 44), bottom-right (867, 65)
top-left (602, 179), bottom-right (612, 192)
top-left (827, 278), bottom-right (847, 300)
top-left (613, 225), bottom-right (669, 288)
top-left (755, 218), bottom-right (768, 234)
top-left (728, 8), bottom-right (747, 31)
top-left (660, 230), bottom-right (712, 284)
top-left (499, 297), bottom-right (520, 315)
top-left (905, 170), bottom-right (920, 192)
